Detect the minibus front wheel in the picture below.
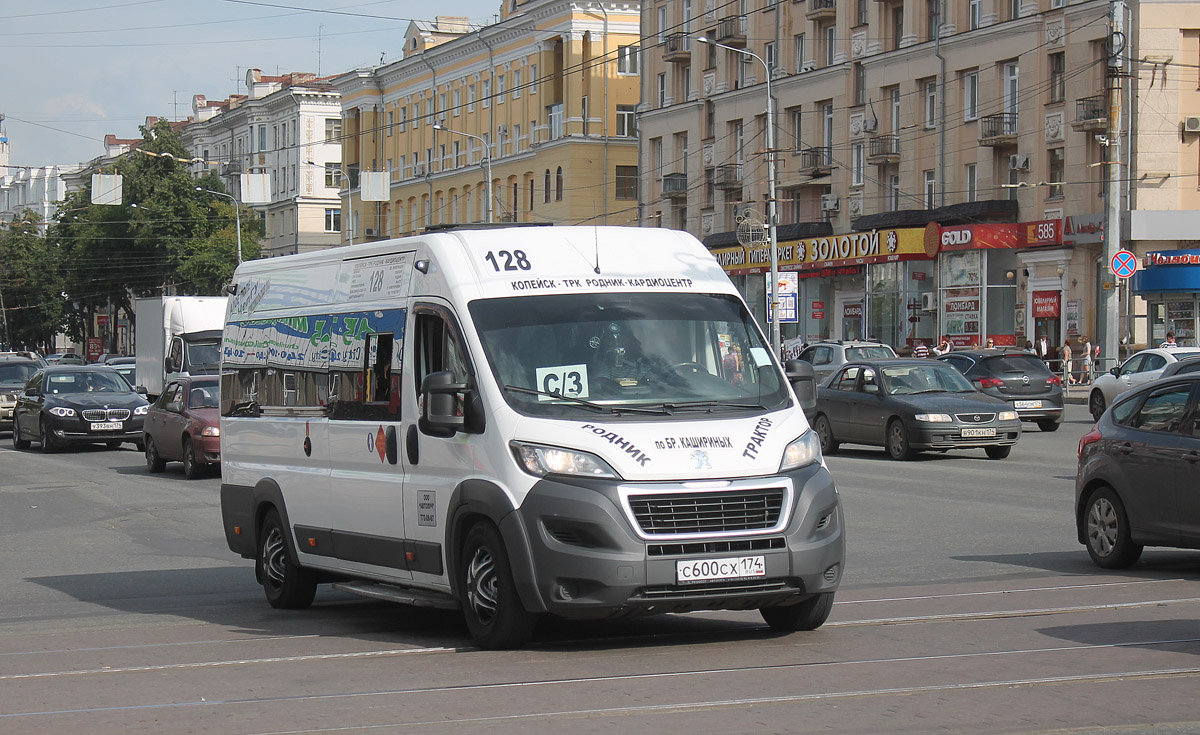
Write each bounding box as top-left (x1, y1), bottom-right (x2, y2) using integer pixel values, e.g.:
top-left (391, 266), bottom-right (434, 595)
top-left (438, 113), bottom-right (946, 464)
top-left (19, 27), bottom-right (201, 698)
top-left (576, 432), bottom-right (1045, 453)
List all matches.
top-left (258, 508), bottom-right (317, 609)
top-left (460, 520), bottom-right (535, 649)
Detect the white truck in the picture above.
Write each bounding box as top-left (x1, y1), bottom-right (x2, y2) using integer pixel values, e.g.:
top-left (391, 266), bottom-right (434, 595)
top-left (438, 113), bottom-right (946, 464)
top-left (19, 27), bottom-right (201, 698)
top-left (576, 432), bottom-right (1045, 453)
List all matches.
top-left (135, 296), bottom-right (227, 399)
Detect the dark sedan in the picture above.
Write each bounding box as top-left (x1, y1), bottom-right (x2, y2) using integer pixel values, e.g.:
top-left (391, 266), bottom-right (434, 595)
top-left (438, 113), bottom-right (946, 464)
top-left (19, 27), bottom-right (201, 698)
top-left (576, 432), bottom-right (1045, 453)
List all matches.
top-left (11, 365), bottom-right (148, 452)
top-left (1075, 374), bottom-right (1200, 568)
top-left (812, 359), bottom-right (1022, 460)
top-left (938, 349), bottom-right (1064, 431)
top-left (143, 377), bottom-right (220, 478)
top-left (1, 360), bottom-right (41, 431)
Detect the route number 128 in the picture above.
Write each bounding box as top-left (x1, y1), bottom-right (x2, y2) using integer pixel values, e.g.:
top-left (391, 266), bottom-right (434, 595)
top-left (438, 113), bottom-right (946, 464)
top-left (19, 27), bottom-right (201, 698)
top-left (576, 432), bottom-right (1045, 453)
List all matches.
top-left (484, 250), bottom-right (531, 271)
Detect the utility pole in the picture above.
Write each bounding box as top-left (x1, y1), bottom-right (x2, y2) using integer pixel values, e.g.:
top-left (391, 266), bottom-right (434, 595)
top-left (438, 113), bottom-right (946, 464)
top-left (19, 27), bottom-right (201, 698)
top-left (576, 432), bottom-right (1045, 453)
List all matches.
top-left (1103, 0), bottom-right (1126, 367)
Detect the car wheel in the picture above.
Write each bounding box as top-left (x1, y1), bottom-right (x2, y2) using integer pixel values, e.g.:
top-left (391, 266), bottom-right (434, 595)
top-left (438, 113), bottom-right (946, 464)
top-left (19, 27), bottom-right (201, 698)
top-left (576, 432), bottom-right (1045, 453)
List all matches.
top-left (760, 592), bottom-right (835, 631)
top-left (145, 435), bottom-right (166, 473)
top-left (182, 437), bottom-right (203, 479)
top-left (12, 415), bottom-right (30, 450)
top-left (985, 445), bottom-right (1011, 460)
top-left (39, 419), bottom-right (58, 454)
top-left (1089, 390), bottom-right (1107, 421)
top-left (1084, 486), bottom-right (1143, 569)
top-left (813, 414), bottom-right (839, 454)
top-left (257, 508), bottom-right (318, 609)
top-left (460, 520), bottom-right (536, 650)
top-left (885, 419), bottom-right (914, 461)
top-left (1037, 420), bottom-right (1060, 432)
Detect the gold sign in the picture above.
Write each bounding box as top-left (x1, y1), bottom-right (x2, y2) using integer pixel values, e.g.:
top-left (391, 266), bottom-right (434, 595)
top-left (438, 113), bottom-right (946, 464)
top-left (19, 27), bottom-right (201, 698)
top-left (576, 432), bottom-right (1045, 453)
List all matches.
top-left (713, 226), bottom-right (938, 276)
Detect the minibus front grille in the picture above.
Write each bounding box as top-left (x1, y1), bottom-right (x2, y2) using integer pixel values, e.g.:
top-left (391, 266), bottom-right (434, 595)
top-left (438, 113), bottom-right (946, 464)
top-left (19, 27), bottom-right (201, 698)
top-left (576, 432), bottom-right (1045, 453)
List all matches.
top-left (647, 536), bottom-right (786, 556)
top-left (628, 489), bottom-right (784, 536)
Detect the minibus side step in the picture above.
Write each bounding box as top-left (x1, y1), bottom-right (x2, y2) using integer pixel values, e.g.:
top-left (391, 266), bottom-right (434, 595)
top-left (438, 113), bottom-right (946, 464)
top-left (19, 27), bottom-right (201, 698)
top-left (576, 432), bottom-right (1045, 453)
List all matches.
top-left (333, 581), bottom-right (460, 610)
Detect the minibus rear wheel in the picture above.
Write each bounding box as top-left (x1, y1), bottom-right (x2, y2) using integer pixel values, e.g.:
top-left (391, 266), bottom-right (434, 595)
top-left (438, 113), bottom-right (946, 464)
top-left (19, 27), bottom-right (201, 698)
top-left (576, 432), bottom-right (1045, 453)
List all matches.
top-left (760, 592), bottom-right (835, 631)
top-left (460, 520), bottom-right (535, 649)
top-left (258, 508), bottom-right (318, 609)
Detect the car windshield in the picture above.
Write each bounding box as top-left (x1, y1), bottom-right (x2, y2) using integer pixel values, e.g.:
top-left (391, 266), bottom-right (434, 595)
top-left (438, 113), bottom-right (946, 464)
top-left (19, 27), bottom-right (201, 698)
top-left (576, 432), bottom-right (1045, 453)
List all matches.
top-left (185, 342), bottom-right (222, 369)
top-left (46, 371), bottom-right (130, 394)
top-left (0, 363), bottom-right (37, 384)
top-left (469, 292), bottom-right (789, 417)
top-left (882, 363), bottom-right (976, 395)
top-left (981, 354), bottom-right (1050, 375)
top-left (846, 345), bottom-right (895, 360)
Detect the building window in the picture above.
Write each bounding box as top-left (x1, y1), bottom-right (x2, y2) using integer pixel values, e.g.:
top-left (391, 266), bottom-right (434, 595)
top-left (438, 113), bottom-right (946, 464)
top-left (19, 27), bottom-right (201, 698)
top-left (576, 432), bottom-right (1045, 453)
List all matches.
top-left (824, 24), bottom-right (836, 67)
top-left (657, 73), bottom-right (667, 107)
top-left (924, 80), bottom-right (938, 128)
top-left (705, 100), bottom-right (715, 140)
top-left (658, 5), bottom-right (667, 41)
top-left (857, 0), bottom-right (869, 26)
top-left (615, 165), bottom-right (638, 200)
top-left (468, 84), bottom-right (476, 111)
top-left (497, 75), bottom-right (505, 103)
top-left (453, 89), bottom-right (461, 116)
top-left (794, 34), bottom-right (807, 73)
top-left (923, 170), bottom-right (937, 208)
top-left (853, 62), bottom-right (865, 106)
top-left (893, 6), bottom-right (904, 50)
top-left (705, 168), bottom-right (715, 208)
top-left (964, 71), bottom-right (979, 120)
top-left (965, 163), bottom-right (978, 202)
top-left (1048, 147), bottom-right (1065, 197)
top-left (791, 107), bottom-right (803, 149)
top-left (617, 45), bottom-right (640, 74)
top-left (617, 105), bottom-right (637, 137)
top-left (482, 79), bottom-right (491, 108)
top-left (513, 69), bottom-right (522, 98)
top-left (544, 169), bottom-right (551, 203)
top-left (325, 208), bottom-right (341, 232)
top-left (1049, 52), bottom-right (1065, 102)
top-left (851, 143), bottom-right (864, 186)
top-left (530, 64), bottom-right (537, 90)
top-left (890, 87), bottom-right (901, 132)
top-left (386, 110), bottom-right (394, 136)
top-left (927, 0), bottom-right (939, 41)
top-left (325, 163), bottom-right (342, 188)
top-left (324, 118), bottom-right (341, 142)
top-left (651, 137), bottom-right (663, 178)
top-left (259, 125), bottom-right (268, 151)
top-left (555, 167), bottom-right (564, 201)
top-left (765, 42), bottom-right (777, 74)
top-left (888, 173), bottom-right (900, 211)
top-left (969, 0), bottom-right (982, 30)
top-left (822, 103), bottom-right (834, 164)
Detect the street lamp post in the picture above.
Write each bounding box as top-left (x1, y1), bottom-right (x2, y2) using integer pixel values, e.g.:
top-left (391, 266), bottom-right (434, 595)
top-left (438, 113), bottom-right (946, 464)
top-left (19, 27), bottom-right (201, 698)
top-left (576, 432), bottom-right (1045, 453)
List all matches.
top-left (698, 36), bottom-right (781, 357)
top-left (433, 123), bottom-right (494, 224)
top-left (196, 187), bottom-right (242, 265)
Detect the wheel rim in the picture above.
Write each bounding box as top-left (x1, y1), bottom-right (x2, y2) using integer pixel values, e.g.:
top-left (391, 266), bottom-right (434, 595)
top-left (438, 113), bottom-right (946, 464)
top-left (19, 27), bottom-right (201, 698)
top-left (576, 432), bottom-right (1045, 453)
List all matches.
top-left (184, 442), bottom-right (194, 473)
top-left (1087, 497), bottom-right (1119, 558)
top-left (263, 527), bottom-right (288, 590)
top-left (816, 418), bottom-right (830, 449)
top-left (1090, 393), bottom-right (1104, 416)
top-left (465, 545), bottom-right (499, 626)
top-left (41, 421), bottom-right (50, 446)
top-left (146, 438), bottom-right (158, 463)
top-left (889, 424), bottom-right (904, 455)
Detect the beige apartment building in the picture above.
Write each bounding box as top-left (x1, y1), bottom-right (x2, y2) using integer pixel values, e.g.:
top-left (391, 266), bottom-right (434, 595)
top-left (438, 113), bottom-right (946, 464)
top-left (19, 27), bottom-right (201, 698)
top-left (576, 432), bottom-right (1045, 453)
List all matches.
top-left (333, 1), bottom-right (642, 240)
top-left (639, 0), bottom-right (1200, 355)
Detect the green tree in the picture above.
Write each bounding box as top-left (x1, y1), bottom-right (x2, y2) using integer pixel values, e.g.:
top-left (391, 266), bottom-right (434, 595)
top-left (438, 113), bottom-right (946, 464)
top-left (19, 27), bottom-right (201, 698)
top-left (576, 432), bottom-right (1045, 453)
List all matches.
top-left (0, 212), bottom-right (65, 351)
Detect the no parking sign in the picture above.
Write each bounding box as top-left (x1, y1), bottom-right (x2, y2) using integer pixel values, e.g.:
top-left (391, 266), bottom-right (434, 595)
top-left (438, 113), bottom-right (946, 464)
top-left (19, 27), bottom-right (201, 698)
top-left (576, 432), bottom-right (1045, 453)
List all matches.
top-left (1110, 250), bottom-right (1138, 279)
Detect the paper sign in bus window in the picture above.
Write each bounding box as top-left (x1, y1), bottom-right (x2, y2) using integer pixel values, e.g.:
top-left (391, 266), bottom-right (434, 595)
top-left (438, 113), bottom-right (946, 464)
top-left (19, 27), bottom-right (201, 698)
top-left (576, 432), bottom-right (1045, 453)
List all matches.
top-left (533, 364), bottom-right (590, 401)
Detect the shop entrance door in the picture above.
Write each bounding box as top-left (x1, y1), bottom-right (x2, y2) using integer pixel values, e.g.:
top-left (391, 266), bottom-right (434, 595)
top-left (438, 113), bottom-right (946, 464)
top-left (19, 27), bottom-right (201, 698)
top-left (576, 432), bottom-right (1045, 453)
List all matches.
top-left (835, 292), bottom-right (866, 341)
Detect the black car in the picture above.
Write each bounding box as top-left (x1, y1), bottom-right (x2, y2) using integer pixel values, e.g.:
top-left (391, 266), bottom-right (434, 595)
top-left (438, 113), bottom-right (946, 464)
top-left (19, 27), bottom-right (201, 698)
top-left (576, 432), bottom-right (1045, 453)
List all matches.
top-left (813, 358), bottom-right (1022, 460)
top-left (11, 365), bottom-right (148, 452)
top-left (1158, 355), bottom-right (1200, 379)
top-left (1, 359), bottom-right (41, 432)
top-left (1075, 374), bottom-right (1200, 568)
top-left (937, 349), bottom-right (1064, 431)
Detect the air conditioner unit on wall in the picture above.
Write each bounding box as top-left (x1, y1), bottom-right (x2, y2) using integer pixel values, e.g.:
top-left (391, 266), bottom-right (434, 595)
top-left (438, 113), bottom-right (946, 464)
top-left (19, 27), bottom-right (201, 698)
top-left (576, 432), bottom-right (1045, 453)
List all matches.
top-left (1184, 116), bottom-right (1200, 133)
top-left (821, 194), bottom-right (840, 212)
top-left (1009, 154), bottom-right (1030, 171)
top-left (920, 292), bottom-right (936, 311)
top-left (364, 228), bottom-right (379, 238)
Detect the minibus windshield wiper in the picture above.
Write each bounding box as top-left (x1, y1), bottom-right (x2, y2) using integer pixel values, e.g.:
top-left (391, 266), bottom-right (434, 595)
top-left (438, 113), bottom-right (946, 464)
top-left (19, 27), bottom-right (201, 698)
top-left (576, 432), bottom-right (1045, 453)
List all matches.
top-left (654, 400), bottom-right (770, 412)
top-left (503, 385), bottom-right (670, 415)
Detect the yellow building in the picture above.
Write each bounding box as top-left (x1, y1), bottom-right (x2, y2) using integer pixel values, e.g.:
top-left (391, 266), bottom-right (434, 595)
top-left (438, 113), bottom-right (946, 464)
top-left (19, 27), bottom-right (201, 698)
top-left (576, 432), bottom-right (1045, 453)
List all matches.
top-left (333, 2), bottom-right (642, 239)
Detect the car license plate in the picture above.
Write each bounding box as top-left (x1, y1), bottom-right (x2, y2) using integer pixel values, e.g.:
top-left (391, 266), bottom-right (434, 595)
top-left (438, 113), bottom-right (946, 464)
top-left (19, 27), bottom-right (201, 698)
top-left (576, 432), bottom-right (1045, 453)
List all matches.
top-left (961, 427), bottom-right (996, 438)
top-left (90, 421), bottom-right (123, 431)
top-left (676, 555), bottom-right (765, 584)
top-left (1013, 400), bottom-right (1042, 409)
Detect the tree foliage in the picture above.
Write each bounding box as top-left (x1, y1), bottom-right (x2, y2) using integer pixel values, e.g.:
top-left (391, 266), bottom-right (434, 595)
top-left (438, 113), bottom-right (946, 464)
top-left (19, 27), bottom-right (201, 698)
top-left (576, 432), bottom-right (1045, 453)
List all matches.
top-left (0, 212), bottom-right (65, 351)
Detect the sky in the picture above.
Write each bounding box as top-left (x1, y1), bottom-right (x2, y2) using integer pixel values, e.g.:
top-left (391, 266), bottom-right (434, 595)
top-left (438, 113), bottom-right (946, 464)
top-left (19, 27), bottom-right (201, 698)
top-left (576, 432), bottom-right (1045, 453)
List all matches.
top-left (1, 0), bottom-right (506, 169)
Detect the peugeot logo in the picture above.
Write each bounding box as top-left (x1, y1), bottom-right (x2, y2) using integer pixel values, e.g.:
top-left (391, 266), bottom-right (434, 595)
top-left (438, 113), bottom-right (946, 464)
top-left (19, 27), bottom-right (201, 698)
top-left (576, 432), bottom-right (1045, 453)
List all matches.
top-left (1021, 375), bottom-right (1030, 385)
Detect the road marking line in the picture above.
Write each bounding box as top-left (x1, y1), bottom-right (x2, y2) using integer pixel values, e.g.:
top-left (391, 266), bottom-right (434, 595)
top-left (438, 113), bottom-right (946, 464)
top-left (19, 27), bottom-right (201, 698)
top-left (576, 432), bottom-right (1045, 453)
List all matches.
top-left (837, 578), bottom-right (1188, 605)
top-left (829, 597), bottom-right (1200, 626)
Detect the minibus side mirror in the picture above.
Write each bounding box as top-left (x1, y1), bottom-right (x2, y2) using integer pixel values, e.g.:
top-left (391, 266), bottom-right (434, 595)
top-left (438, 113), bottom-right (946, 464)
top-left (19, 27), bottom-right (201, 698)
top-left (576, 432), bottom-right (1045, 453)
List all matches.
top-left (419, 370), bottom-right (467, 438)
top-left (784, 359), bottom-right (817, 415)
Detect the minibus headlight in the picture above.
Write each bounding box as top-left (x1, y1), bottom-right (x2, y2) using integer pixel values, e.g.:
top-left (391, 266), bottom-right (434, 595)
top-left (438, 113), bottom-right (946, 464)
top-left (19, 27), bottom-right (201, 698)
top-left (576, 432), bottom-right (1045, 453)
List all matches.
top-left (780, 431), bottom-right (822, 472)
top-left (511, 441), bottom-right (620, 479)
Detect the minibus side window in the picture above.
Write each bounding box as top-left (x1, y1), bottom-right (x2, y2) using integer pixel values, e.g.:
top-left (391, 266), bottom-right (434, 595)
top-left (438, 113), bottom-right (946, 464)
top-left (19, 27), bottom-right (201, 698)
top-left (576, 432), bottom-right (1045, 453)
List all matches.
top-left (413, 309), bottom-right (470, 395)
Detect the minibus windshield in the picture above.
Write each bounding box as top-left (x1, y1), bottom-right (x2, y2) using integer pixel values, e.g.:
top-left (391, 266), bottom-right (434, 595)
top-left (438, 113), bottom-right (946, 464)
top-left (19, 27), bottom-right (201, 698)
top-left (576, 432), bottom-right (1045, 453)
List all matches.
top-left (469, 292), bottom-right (790, 418)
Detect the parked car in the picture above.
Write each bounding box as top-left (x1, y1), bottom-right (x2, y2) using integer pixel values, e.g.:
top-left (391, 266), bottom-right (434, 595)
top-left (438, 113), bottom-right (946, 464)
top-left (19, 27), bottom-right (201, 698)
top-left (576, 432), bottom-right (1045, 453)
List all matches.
top-left (0, 359), bottom-right (41, 432)
top-left (45, 352), bottom-right (86, 366)
top-left (1075, 373), bottom-right (1200, 568)
top-left (105, 356), bottom-right (136, 366)
top-left (937, 349), bottom-right (1064, 431)
top-left (143, 376), bottom-right (221, 478)
top-left (1088, 347), bottom-right (1200, 420)
top-left (0, 351), bottom-right (47, 366)
top-left (812, 358), bottom-right (1022, 460)
top-left (795, 340), bottom-right (897, 383)
top-left (11, 365), bottom-right (148, 452)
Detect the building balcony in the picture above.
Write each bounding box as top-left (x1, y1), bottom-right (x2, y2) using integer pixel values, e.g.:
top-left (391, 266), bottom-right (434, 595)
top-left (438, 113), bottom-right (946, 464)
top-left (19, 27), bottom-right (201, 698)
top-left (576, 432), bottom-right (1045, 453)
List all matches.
top-left (1071, 95), bottom-right (1107, 132)
top-left (866, 134), bottom-right (900, 165)
top-left (796, 147), bottom-right (834, 176)
top-left (662, 32), bottom-right (691, 63)
top-left (714, 163), bottom-right (743, 190)
top-left (662, 172), bottom-right (689, 199)
top-left (978, 113), bottom-right (1018, 147)
top-left (716, 15), bottom-right (747, 47)
top-left (806, 0), bottom-right (837, 21)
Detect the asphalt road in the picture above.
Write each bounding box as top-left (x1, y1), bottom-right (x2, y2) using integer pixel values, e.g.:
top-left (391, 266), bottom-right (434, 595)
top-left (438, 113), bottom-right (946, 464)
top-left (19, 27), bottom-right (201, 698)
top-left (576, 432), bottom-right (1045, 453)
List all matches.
top-left (1, 406), bottom-right (1198, 734)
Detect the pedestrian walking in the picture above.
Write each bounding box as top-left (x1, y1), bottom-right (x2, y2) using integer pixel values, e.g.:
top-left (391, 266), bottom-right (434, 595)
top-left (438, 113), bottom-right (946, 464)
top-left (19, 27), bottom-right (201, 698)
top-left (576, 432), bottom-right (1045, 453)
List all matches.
top-left (1061, 340), bottom-right (1075, 384)
top-left (913, 340), bottom-right (929, 358)
top-left (1080, 335), bottom-right (1093, 383)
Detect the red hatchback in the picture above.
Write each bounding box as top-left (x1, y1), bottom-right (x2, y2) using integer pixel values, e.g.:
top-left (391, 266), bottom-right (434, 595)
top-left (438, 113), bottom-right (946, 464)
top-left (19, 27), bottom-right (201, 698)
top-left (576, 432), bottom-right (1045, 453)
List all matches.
top-left (143, 376), bottom-right (220, 478)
